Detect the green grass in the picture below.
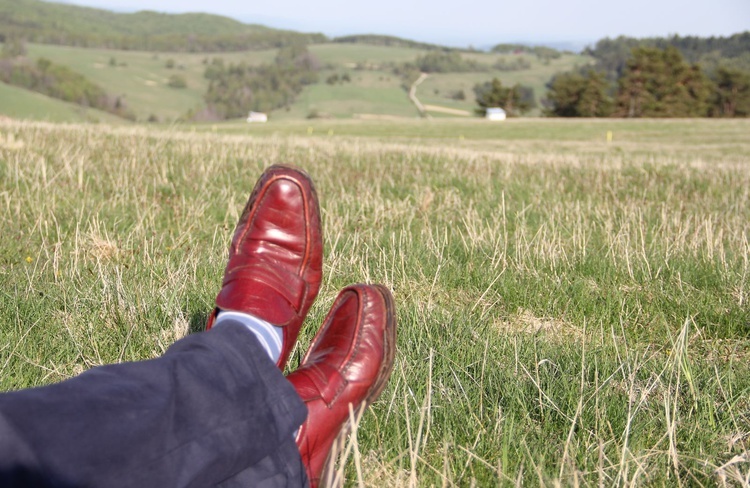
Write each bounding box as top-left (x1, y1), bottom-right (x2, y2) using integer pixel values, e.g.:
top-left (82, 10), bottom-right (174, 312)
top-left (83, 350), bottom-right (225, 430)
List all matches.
top-left (417, 53), bottom-right (595, 114)
top-left (309, 43), bottom-right (423, 65)
top-left (0, 81), bottom-right (125, 123)
top-left (278, 77), bottom-right (420, 119)
top-left (197, 117), bottom-right (750, 151)
top-left (1, 118), bottom-right (748, 485)
top-left (24, 43), bottom-right (278, 121)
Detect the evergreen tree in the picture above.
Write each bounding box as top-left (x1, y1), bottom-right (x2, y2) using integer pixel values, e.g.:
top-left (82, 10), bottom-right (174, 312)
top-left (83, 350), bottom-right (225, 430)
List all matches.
top-left (473, 78), bottom-right (535, 116)
top-left (711, 67), bottom-right (750, 117)
top-left (545, 70), bottom-right (613, 117)
top-left (616, 46), bottom-right (711, 117)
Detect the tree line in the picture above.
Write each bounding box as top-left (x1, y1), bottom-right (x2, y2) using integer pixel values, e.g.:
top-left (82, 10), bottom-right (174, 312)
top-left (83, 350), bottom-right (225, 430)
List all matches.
top-left (492, 44), bottom-right (562, 63)
top-left (0, 31), bottom-right (327, 54)
top-left (585, 32), bottom-right (750, 77)
top-left (473, 78), bottom-right (536, 117)
top-left (544, 45), bottom-right (750, 117)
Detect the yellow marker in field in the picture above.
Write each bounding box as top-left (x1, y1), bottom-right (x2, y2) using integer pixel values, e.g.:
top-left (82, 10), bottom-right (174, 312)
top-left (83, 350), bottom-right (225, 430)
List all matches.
top-left (328, 129), bottom-right (334, 136)
top-left (459, 134), bottom-right (465, 141)
top-left (606, 130), bottom-right (613, 143)
top-left (307, 127), bottom-right (313, 135)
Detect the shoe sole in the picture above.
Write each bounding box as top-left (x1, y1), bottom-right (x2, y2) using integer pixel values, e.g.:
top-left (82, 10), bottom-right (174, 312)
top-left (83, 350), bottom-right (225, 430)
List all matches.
top-left (319, 284), bottom-right (397, 487)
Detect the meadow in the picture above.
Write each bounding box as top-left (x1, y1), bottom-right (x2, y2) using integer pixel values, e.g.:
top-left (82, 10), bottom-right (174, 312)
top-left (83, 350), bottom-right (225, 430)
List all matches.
top-left (0, 117), bottom-right (748, 486)
top-left (14, 43), bottom-right (591, 122)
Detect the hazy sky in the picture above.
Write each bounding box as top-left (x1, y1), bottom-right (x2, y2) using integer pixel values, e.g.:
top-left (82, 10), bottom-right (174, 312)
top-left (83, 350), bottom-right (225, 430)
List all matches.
top-left (55, 0), bottom-right (750, 48)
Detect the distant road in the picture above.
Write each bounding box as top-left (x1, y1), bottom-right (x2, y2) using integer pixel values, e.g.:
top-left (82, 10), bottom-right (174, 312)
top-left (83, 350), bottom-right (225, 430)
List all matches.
top-left (423, 105), bottom-right (472, 116)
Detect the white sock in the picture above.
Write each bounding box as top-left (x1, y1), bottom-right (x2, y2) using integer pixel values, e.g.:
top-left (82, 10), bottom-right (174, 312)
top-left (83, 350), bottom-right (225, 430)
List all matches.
top-left (213, 311), bottom-right (283, 363)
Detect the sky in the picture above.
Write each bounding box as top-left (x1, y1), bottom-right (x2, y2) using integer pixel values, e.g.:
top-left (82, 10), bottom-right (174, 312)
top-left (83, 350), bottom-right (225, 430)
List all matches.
top-left (54, 0), bottom-right (750, 49)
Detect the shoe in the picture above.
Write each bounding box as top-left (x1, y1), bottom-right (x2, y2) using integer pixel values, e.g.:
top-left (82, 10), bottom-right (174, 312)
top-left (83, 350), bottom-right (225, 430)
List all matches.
top-left (207, 165), bottom-right (323, 371)
top-left (287, 284), bottom-right (397, 488)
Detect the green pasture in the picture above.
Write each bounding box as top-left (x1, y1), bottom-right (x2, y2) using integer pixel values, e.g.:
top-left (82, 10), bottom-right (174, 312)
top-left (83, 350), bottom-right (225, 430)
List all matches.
top-left (0, 81), bottom-right (124, 123)
top-left (309, 43), bottom-right (422, 65)
top-left (1, 117), bottom-right (748, 485)
top-left (417, 53), bottom-right (595, 114)
top-left (278, 76), bottom-right (419, 119)
top-left (25, 43), bottom-right (278, 121)
top-left (199, 117), bottom-right (750, 151)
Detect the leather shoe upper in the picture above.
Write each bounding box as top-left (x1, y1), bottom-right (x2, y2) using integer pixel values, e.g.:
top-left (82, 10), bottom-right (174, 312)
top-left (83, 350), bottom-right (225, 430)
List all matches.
top-left (208, 165), bottom-right (323, 371)
top-left (287, 284), bottom-right (397, 488)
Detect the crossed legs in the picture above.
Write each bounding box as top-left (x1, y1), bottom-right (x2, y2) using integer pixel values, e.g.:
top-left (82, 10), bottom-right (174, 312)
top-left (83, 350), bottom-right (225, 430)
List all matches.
top-left (0, 165), bottom-right (396, 488)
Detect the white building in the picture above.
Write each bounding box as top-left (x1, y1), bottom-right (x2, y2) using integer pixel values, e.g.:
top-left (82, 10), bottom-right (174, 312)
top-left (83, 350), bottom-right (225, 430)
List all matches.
top-left (485, 107), bottom-right (506, 121)
top-left (247, 111), bottom-right (268, 123)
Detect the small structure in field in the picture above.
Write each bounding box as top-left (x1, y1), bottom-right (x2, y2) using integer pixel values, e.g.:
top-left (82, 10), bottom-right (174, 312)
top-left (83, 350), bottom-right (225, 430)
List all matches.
top-left (485, 107), bottom-right (506, 121)
top-left (247, 111), bottom-right (268, 123)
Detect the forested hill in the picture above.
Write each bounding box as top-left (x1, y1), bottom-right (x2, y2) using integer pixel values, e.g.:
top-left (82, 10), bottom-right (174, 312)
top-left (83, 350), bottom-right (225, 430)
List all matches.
top-left (332, 35), bottom-right (456, 51)
top-left (0, 0), bottom-right (326, 51)
top-left (586, 32), bottom-right (750, 76)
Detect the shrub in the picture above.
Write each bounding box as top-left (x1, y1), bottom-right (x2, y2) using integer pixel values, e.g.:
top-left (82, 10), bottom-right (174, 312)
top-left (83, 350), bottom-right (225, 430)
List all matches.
top-left (167, 74), bottom-right (187, 88)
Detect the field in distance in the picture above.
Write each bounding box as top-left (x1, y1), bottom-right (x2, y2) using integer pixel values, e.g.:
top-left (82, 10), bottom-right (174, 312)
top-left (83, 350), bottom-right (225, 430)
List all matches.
top-left (1, 117), bottom-right (748, 485)
top-left (5, 42), bottom-right (592, 122)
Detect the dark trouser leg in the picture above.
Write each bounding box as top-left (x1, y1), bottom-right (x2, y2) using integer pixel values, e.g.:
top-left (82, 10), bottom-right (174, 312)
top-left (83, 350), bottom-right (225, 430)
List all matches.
top-left (0, 324), bottom-right (307, 488)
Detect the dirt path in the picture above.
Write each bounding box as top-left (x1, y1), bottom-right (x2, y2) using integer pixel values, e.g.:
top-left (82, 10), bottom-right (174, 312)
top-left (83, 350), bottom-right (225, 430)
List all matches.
top-left (409, 73), bottom-right (431, 119)
top-left (410, 74), bottom-right (472, 117)
top-left (422, 105), bottom-right (472, 116)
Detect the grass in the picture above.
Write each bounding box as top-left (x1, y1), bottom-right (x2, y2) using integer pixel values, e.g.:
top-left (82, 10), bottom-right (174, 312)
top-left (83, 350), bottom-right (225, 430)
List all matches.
top-left (278, 78), bottom-right (420, 120)
top-left (25, 43), bottom-right (278, 121)
top-left (309, 44), bottom-right (423, 65)
top-left (417, 53), bottom-right (595, 115)
top-left (0, 118), bottom-right (748, 486)
top-left (0, 81), bottom-right (125, 123)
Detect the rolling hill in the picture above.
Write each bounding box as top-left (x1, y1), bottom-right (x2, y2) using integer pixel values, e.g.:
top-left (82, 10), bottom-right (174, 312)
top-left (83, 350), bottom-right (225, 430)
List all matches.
top-left (0, 0), bottom-right (325, 51)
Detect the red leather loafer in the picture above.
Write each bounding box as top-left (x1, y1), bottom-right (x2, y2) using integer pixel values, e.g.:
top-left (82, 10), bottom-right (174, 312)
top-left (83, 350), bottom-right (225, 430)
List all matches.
top-left (287, 284), bottom-right (397, 488)
top-left (207, 165), bottom-right (323, 371)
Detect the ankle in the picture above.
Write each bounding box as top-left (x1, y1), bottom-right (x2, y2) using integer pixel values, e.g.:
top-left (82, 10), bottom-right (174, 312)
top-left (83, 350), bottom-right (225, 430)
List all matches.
top-left (213, 311), bottom-right (283, 363)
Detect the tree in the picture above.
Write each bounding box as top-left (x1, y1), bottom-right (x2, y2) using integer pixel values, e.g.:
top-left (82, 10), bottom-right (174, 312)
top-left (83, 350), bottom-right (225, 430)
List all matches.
top-left (413, 51), bottom-right (484, 73)
top-left (545, 70), bottom-right (613, 117)
top-left (167, 74), bottom-right (187, 88)
top-left (615, 46), bottom-right (711, 117)
top-left (474, 78), bottom-right (535, 116)
top-left (201, 45), bottom-right (319, 119)
top-left (711, 67), bottom-right (750, 117)
top-left (1, 37), bottom-right (27, 58)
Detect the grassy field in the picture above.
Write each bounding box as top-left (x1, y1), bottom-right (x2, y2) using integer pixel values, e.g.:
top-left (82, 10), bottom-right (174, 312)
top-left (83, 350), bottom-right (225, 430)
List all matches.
top-left (13, 43), bottom-right (593, 122)
top-left (0, 81), bottom-right (125, 123)
top-left (417, 53), bottom-right (593, 116)
top-left (25, 43), bottom-right (279, 122)
top-left (0, 118), bottom-right (748, 486)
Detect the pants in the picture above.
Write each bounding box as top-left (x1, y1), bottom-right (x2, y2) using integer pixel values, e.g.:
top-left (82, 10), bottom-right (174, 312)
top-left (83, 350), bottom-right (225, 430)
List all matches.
top-left (0, 324), bottom-right (308, 488)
